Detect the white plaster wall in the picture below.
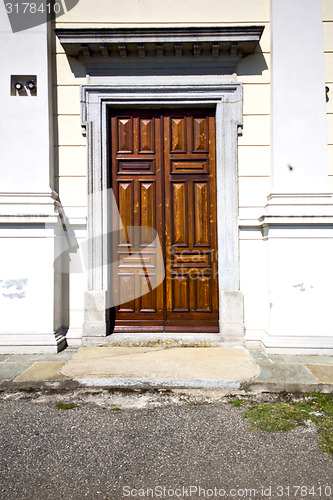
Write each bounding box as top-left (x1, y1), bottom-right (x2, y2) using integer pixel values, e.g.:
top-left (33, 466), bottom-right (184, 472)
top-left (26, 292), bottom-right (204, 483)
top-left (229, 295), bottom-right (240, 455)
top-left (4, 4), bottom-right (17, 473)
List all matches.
top-left (323, 0), bottom-right (333, 190)
top-left (66, 231), bottom-right (86, 346)
top-left (239, 234), bottom-right (269, 336)
top-left (267, 229), bottom-right (333, 337)
top-left (271, 0), bottom-right (328, 193)
top-left (0, 3), bottom-right (51, 192)
top-left (0, 235), bottom-right (55, 333)
top-left (0, 5), bottom-right (68, 351)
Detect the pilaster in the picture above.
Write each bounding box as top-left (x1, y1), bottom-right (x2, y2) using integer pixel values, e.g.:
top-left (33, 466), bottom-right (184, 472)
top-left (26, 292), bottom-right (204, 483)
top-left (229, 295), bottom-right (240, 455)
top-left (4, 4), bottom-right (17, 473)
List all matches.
top-left (261, 1), bottom-right (333, 352)
top-left (271, 0), bottom-right (328, 194)
top-left (0, 8), bottom-right (67, 352)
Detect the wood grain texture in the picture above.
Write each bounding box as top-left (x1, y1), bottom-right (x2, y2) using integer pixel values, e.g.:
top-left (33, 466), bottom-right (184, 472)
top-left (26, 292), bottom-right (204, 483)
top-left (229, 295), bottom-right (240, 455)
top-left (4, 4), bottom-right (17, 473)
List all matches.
top-left (192, 117), bottom-right (208, 152)
top-left (171, 117), bottom-right (186, 152)
top-left (117, 117), bottom-right (133, 153)
top-left (139, 118), bottom-right (154, 153)
top-left (194, 182), bottom-right (209, 245)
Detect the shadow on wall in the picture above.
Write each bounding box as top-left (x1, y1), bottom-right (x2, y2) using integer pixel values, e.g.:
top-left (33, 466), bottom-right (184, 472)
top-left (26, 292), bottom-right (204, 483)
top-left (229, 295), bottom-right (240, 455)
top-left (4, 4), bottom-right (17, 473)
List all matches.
top-left (51, 27), bottom-right (60, 194)
top-left (237, 52), bottom-right (268, 76)
top-left (65, 51), bottom-right (268, 78)
top-left (67, 56), bottom-right (86, 78)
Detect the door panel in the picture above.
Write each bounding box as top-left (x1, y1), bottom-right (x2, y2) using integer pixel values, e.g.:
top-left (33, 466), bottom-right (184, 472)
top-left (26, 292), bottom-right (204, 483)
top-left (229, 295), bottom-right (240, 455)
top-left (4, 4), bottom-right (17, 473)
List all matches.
top-left (110, 109), bottom-right (219, 333)
top-left (111, 111), bottom-right (164, 331)
top-left (164, 111), bottom-right (219, 332)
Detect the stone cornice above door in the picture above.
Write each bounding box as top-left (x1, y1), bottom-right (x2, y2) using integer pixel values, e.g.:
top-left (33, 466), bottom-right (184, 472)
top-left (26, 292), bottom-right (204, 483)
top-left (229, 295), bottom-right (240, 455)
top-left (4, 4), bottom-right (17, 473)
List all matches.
top-left (55, 26), bottom-right (264, 75)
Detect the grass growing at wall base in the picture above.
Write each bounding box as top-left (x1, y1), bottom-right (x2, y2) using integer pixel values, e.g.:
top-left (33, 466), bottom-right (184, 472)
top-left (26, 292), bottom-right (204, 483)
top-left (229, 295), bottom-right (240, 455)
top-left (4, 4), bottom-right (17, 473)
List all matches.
top-left (232, 393), bottom-right (333, 455)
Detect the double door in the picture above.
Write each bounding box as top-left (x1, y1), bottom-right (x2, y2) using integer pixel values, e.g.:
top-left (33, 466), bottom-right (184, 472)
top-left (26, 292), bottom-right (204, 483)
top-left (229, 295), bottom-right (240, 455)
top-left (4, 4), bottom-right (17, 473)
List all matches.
top-left (110, 109), bottom-right (219, 332)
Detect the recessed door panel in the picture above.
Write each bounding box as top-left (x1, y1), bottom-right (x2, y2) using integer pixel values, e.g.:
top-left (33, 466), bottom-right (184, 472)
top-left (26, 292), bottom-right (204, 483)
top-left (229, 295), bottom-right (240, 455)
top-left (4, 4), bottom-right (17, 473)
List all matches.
top-left (194, 182), bottom-right (209, 246)
top-left (139, 118), bottom-right (155, 153)
top-left (171, 182), bottom-right (187, 246)
top-left (117, 117), bottom-right (133, 153)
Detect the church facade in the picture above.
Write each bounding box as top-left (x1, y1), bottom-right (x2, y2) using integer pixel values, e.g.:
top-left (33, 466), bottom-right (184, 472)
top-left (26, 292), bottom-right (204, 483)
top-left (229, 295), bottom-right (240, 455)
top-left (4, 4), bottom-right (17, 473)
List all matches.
top-left (0, 0), bottom-right (332, 354)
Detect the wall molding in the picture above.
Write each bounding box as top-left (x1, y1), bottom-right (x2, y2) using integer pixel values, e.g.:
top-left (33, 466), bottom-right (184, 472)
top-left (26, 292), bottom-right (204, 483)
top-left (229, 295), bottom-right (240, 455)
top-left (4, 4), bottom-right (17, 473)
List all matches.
top-left (56, 25), bottom-right (264, 57)
top-left (56, 26), bottom-right (264, 76)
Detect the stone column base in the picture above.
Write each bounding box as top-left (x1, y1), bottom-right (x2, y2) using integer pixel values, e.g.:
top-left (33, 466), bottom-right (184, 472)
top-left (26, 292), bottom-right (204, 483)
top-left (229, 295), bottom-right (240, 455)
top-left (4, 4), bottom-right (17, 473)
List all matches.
top-left (219, 290), bottom-right (245, 343)
top-left (82, 290), bottom-right (109, 343)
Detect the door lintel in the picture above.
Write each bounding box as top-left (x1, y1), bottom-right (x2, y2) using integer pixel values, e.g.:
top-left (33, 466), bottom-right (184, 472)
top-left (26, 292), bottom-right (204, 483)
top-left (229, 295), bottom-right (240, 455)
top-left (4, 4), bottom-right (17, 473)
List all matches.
top-left (56, 26), bottom-right (264, 77)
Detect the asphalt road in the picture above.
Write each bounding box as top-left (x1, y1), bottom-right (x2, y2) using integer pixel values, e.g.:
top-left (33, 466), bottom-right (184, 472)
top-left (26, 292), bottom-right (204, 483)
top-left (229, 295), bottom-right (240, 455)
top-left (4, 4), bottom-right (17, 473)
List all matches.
top-left (0, 393), bottom-right (332, 500)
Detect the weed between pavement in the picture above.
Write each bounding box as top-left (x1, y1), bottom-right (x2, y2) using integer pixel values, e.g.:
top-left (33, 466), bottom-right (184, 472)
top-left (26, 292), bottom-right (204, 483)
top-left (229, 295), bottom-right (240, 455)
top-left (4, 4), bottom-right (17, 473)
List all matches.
top-left (232, 393), bottom-right (333, 455)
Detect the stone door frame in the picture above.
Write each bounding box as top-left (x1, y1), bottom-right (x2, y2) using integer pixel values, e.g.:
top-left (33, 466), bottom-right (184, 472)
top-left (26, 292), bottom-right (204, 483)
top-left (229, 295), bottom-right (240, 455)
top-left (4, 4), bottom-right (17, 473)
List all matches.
top-left (81, 82), bottom-right (244, 342)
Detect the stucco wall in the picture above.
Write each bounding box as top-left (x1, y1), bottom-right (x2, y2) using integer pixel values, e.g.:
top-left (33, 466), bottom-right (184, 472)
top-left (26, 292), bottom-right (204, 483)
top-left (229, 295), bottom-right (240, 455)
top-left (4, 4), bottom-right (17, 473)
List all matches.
top-left (323, 0), bottom-right (333, 188)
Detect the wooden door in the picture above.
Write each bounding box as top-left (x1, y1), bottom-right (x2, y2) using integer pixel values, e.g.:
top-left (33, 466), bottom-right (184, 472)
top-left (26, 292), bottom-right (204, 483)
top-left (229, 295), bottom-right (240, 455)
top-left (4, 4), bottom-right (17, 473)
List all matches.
top-left (110, 109), bottom-right (219, 333)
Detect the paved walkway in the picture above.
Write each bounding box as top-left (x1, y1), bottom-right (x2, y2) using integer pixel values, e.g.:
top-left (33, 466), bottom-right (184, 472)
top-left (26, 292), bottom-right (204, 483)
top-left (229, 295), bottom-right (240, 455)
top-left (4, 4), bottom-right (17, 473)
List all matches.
top-left (1, 345), bottom-right (333, 392)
